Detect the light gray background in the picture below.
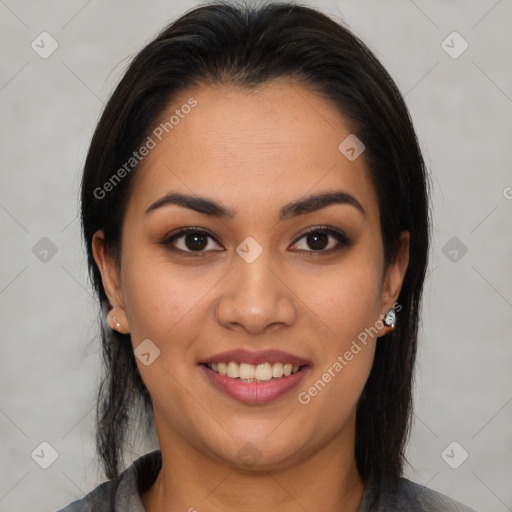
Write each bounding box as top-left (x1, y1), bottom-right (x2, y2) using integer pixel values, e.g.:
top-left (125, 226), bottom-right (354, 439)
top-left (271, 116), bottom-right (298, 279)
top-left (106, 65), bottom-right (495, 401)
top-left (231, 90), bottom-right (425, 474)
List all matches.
top-left (1, 1), bottom-right (511, 511)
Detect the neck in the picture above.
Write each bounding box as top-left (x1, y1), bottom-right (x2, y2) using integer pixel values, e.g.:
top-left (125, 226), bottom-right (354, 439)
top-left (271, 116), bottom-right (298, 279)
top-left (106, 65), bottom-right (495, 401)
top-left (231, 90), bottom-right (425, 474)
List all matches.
top-left (141, 415), bottom-right (366, 512)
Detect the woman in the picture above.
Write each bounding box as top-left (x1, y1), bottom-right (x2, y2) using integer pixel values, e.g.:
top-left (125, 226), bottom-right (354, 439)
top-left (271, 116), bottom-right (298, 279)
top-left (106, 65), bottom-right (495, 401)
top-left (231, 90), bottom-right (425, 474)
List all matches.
top-left (58, 2), bottom-right (478, 511)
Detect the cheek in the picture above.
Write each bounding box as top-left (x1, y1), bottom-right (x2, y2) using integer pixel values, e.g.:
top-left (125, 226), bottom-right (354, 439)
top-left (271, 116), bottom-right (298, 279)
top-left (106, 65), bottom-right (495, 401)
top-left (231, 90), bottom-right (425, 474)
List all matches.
top-left (299, 259), bottom-right (383, 350)
top-left (121, 248), bottom-right (215, 346)
top-left (294, 264), bottom-right (381, 440)
top-left (292, 252), bottom-right (382, 416)
top-left (121, 252), bottom-right (213, 416)
top-left (294, 338), bottom-right (376, 451)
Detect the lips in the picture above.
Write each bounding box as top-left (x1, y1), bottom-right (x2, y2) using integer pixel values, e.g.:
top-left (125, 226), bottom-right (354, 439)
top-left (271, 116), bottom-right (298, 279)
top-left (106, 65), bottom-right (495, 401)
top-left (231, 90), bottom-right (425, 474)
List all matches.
top-left (198, 348), bottom-right (311, 404)
top-left (199, 348), bottom-right (311, 367)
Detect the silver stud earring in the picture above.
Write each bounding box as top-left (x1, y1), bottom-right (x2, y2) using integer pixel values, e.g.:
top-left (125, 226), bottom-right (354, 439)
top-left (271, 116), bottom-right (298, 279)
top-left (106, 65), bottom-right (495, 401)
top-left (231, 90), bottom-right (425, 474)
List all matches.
top-left (383, 308), bottom-right (396, 330)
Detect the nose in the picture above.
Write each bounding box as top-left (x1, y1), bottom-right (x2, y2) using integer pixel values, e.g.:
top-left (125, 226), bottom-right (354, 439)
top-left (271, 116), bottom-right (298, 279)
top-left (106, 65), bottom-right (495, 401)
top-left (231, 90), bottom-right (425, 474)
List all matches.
top-left (215, 242), bottom-right (297, 335)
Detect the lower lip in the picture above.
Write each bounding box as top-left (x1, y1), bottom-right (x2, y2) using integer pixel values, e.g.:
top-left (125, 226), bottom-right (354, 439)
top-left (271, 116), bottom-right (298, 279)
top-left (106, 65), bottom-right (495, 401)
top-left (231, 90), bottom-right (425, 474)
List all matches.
top-left (200, 364), bottom-right (310, 404)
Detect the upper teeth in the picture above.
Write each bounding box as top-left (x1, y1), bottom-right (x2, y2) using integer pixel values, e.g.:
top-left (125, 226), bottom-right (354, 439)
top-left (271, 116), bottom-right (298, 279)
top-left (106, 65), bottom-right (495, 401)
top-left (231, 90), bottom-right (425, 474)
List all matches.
top-left (208, 361), bottom-right (301, 382)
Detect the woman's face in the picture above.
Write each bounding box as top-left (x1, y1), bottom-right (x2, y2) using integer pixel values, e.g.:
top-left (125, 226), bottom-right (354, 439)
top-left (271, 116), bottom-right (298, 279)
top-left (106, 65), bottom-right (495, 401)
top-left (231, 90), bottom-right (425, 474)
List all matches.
top-left (93, 79), bottom-right (409, 471)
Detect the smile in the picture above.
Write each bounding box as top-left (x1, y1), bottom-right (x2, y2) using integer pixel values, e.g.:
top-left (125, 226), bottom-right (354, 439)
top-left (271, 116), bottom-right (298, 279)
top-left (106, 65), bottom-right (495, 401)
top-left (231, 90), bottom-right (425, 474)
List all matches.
top-left (200, 363), bottom-right (310, 404)
top-left (206, 361), bottom-right (302, 382)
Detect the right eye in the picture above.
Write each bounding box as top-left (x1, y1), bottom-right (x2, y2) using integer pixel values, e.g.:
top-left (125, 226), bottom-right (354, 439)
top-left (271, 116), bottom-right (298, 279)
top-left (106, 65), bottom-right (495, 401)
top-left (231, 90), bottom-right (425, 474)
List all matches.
top-left (162, 227), bottom-right (224, 256)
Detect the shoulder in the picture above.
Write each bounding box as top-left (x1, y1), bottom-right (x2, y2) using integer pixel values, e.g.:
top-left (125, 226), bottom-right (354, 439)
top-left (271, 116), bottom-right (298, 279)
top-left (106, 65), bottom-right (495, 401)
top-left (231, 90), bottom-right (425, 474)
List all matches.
top-left (359, 476), bottom-right (479, 512)
top-left (55, 450), bottom-right (162, 512)
top-left (55, 476), bottom-right (119, 512)
top-left (392, 477), bottom-right (479, 511)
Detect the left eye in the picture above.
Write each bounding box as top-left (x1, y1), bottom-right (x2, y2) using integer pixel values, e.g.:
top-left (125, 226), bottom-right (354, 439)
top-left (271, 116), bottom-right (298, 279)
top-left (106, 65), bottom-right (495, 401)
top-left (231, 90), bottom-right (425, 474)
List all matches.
top-left (290, 227), bottom-right (349, 253)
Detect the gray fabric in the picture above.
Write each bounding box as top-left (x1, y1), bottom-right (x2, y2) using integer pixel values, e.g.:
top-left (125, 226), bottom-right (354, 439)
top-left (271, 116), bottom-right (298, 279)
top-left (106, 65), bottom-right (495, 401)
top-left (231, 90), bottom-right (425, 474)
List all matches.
top-left (57, 450), bottom-right (478, 511)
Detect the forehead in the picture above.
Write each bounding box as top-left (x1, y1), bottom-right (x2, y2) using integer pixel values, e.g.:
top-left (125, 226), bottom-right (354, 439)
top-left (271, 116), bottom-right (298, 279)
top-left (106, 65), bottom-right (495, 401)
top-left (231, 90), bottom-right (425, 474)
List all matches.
top-left (125, 80), bottom-right (379, 224)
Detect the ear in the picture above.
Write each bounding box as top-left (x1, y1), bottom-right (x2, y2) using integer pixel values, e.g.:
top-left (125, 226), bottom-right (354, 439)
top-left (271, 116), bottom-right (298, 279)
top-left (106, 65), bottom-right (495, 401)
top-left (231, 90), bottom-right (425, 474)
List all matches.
top-left (377, 230), bottom-right (410, 336)
top-left (92, 229), bottom-right (129, 333)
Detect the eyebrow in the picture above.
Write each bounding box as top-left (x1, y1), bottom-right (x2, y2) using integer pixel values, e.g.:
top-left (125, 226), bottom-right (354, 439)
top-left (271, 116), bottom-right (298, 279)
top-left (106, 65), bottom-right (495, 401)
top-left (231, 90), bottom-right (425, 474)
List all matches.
top-left (145, 190), bottom-right (366, 220)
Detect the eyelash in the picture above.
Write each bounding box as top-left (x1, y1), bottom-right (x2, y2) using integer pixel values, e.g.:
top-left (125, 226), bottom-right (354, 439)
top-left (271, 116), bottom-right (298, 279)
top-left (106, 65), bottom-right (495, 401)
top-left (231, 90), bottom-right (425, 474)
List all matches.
top-left (161, 225), bottom-right (351, 257)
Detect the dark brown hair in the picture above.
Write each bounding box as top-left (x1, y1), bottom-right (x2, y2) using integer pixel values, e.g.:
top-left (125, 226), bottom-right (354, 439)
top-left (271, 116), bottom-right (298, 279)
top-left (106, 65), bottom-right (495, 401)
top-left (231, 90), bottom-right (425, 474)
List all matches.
top-left (80, 0), bottom-right (430, 499)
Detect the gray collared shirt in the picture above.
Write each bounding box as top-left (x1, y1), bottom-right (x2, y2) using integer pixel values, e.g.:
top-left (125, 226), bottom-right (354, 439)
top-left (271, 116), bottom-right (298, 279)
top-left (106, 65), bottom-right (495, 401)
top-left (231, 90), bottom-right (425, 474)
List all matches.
top-left (57, 450), bottom-right (478, 511)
